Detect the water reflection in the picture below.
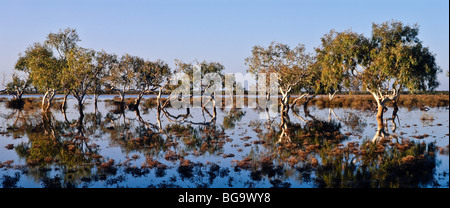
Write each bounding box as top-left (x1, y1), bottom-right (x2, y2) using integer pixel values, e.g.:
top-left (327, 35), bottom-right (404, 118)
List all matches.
top-left (0, 97), bottom-right (447, 188)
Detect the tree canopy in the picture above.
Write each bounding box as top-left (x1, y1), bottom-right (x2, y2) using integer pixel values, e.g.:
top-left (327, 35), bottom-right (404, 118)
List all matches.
top-left (6, 21), bottom-right (442, 118)
top-left (246, 41), bottom-right (315, 96)
top-left (315, 20), bottom-right (441, 116)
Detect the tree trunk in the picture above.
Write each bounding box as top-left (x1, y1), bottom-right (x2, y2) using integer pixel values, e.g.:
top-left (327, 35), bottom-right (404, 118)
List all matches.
top-left (303, 97), bottom-right (310, 115)
top-left (77, 102), bottom-right (84, 128)
top-left (63, 107), bottom-right (69, 124)
top-left (156, 88), bottom-right (162, 111)
top-left (280, 94), bottom-right (290, 118)
top-left (120, 86), bottom-right (126, 104)
top-left (372, 117), bottom-right (385, 143)
top-left (328, 91), bottom-right (337, 101)
top-left (42, 90), bottom-right (49, 112)
top-left (77, 98), bottom-right (84, 114)
top-left (376, 104), bottom-right (384, 119)
top-left (212, 95), bottom-right (217, 125)
top-left (156, 106), bottom-right (162, 131)
top-left (303, 95), bottom-right (314, 110)
top-left (370, 88), bottom-right (399, 120)
top-left (391, 96), bottom-right (399, 120)
top-left (134, 97), bottom-right (140, 109)
top-left (370, 90), bottom-right (386, 120)
top-left (16, 87), bottom-right (23, 101)
top-left (61, 92), bottom-right (69, 112)
top-left (134, 92), bottom-right (144, 109)
top-left (119, 92), bottom-right (125, 104)
top-left (94, 93), bottom-right (99, 113)
top-left (44, 89), bottom-right (56, 112)
top-left (278, 120), bottom-right (290, 143)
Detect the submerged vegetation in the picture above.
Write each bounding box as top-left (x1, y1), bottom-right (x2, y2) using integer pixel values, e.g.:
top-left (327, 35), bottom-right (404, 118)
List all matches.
top-left (0, 95), bottom-right (447, 188)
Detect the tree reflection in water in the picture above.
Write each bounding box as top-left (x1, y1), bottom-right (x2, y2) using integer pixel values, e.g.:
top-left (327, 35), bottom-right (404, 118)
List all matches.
top-left (0, 98), bottom-right (443, 188)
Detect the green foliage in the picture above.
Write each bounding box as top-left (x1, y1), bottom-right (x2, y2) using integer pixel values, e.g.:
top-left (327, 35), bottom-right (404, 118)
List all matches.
top-left (44, 28), bottom-right (80, 59)
top-left (20, 43), bottom-right (61, 92)
top-left (63, 47), bottom-right (96, 101)
top-left (108, 54), bottom-right (139, 92)
top-left (135, 59), bottom-right (172, 92)
top-left (172, 59), bottom-right (225, 92)
top-left (246, 41), bottom-right (315, 94)
top-left (174, 59), bottom-right (224, 78)
top-left (316, 20), bottom-right (441, 95)
top-left (5, 73), bottom-right (31, 100)
top-left (16, 28), bottom-right (81, 94)
top-left (315, 30), bottom-right (368, 93)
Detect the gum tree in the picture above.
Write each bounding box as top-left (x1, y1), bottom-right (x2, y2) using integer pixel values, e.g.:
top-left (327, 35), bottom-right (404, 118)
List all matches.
top-left (173, 59), bottom-right (225, 92)
top-left (45, 28), bottom-right (80, 60)
top-left (132, 59), bottom-right (171, 109)
top-left (316, 21), bottom-right (440, 119)
top-left (63, 47), bottom-right (96, 114)
top-left (90, 50), bottom-right (117, 111)
top-left (246, 42), bottom-right (315, 119)
top-left (18, 43), bottom-right (60, 111)
top-left (108, 54), bottom-right (139, 105)
top-left (194, 61), bottom-right (224, 109)
top-left (16, 28), bottom-right (81, 112)
top-left (172, 60), bottom-right (225, 108)
top-left (4, 74), bottom-right (30, 101)
top-left (45, 28), bottom-right (81, 110)
top-left (5, 56), bottom-right (33, 102)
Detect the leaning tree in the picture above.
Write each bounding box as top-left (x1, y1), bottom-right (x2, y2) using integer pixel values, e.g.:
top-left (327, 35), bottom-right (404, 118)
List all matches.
top-left (315, 20), bottom-right (441, 119)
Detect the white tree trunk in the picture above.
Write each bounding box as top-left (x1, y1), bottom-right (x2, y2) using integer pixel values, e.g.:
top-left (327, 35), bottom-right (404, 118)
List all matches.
top-left (42, 90), bottom-right (49, 111)
top-left (45, 89), bottom-right (56, 112)
top-left (369, 89), bottom-right (399, 119)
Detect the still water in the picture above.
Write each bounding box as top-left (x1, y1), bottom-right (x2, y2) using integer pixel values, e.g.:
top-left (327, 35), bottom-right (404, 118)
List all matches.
top-left (0, 96), bottom-right (448, 188)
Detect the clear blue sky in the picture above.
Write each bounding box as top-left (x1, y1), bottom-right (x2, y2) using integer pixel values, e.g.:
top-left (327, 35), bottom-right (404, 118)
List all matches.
top-left (0, 0), bottom-right (448, 90)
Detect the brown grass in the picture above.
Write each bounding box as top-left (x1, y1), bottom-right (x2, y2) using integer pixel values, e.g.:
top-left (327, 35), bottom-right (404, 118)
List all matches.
top-left (291, 94), bottom-right (449, 110)
top-left (139, 94), bottom-right (448, 110)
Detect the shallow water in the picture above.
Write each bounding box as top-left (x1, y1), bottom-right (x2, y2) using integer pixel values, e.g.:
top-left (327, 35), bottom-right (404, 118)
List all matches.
top-left (0, 96), bottom-right (448, 188)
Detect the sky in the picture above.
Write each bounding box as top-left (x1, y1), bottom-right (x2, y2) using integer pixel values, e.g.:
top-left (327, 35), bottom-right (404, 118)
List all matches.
top-left (0, 0), bottom-right (448, 90)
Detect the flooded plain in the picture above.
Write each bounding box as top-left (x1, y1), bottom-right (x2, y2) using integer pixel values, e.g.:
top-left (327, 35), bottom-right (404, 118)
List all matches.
top-left (0, 95), bottom-right (448, 188)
